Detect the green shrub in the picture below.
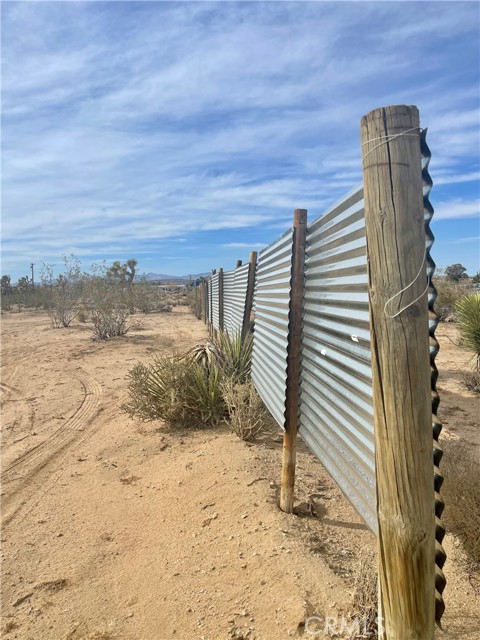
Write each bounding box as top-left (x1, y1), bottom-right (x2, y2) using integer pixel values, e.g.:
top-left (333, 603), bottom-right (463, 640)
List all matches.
top-left (122, 355), bottom-right (226, 427)
top-left (213, 330), bottom-right (253, 383)
top-left (455, 293), bottom-right (480, 370)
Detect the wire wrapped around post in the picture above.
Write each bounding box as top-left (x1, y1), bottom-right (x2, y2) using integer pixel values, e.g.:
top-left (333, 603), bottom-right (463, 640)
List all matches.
top-left (421, 128), bottom-right (446, 624)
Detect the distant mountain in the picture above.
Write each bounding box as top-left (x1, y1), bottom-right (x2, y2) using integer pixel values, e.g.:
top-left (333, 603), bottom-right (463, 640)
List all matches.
top-left (134, 272), bottom-right (209, 283)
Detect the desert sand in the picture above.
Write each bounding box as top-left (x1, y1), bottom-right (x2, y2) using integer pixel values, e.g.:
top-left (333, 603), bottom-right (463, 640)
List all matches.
top-left (1, 308), bottom-right (478, 639)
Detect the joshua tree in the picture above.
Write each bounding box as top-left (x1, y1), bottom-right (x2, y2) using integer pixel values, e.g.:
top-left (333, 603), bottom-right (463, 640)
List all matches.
top-left (1, 275), bottom-right (11, 296)
top-left (108, 259), bottom-right (138, 312)
top-left (108, 259), bottom-right (137, 288)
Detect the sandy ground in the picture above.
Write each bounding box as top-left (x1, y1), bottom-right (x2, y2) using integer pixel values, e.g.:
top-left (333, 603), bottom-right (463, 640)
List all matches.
top-left (1, 309), bottom-right (478, 639)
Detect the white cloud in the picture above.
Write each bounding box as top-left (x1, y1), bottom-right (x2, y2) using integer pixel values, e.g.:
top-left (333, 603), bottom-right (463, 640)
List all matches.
top-left (451, 235), bottom-right (480, 245)
top-left (433, 199), bottom-right (480, 221)
top-left (222, 242), bottom-right (265, 249)
top-left (1, 1), bottom-right (479, 278)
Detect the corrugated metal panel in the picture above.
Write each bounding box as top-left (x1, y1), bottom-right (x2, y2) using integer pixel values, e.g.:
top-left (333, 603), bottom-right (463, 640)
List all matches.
top-left (207, 280), bottom-right (212, 324)
top-left (251, 229), bottom-right (293, 429)
top-left (228, 263), bottom-right (250, 336)
top-left (299, 185), bottom-right (377, 533)
top-left (211, 273), bottom-right (220, 330)
top-left (223, 270), bottom-right (236, 335)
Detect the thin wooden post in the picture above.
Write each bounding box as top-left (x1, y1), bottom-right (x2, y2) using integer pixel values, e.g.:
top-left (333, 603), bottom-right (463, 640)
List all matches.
top-left (218, 268), bottom-right (224, 332)
top-left (242, 251), bottom-right (257, 339)
top-left (361, 105), bottom-right (435, 639)
top-left (236, 259), bottom-right (243, 268)
top-left (280, 209), bottom-right (307, 514)
top-left (200, 282), bottom-right (206, 322)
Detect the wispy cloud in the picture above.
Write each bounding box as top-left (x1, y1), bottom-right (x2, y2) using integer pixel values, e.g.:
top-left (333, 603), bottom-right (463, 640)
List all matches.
top-left (1, 1), bottom-right (479, 278)
top-left (433, 199), bottom-right (480, 221)
top-left (451, 235), bottom-right (480, 245)
top-left (222, 242), bottom-right (265, 249)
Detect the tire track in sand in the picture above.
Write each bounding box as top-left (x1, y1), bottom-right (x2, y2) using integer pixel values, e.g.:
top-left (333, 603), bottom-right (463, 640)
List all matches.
top-left (1, 370), bottom-right (102, 525)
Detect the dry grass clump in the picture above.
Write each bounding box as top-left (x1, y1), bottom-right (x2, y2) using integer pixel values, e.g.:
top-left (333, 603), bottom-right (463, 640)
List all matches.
top-left (349, 547), bottom-right (378, 639)
top-left (459, 370), bottom-right (480, 393)
top-left (441, 440), bottom-right (480, 573)
top-left (222, 378), bottom-right (269, 441)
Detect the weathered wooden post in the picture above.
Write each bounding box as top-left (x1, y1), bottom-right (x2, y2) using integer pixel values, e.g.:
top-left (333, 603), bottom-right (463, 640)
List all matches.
top-left (242, 251), bottom-right (257, 339)
top-left (361, 105), bottom-right (435, 639)
top-left (218, 267), bottom-right (224, 332)
top-left (200, 281), bottom-right (206, 322)
top-left (280, 209), bottom-right (307, 514)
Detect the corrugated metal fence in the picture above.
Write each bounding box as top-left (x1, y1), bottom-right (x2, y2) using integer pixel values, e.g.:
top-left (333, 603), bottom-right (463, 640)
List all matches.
top-left (251, 230), bottom-right (293, 429)
top-left (202, 109), bottom-right (443, 630)
top-left (206, 262), bottom-right (254, 337)
top-left (299, 186), bottom-right (376, 532)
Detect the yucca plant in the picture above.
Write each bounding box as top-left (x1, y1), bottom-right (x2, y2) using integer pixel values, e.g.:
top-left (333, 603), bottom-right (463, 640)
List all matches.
top-left (182, 341), bottom-right (220, 370)
top-left (213, 330), bottom-right (253, 383)
top-left (184, 362), bottom-right (226, 425)
top-left (122, 354), bottom-right (226, 427)
top-left (455, 293), bottom-right (480, 371)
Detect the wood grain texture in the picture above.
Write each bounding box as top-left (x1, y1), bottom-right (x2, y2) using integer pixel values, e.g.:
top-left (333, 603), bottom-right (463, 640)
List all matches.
top-left (280, 209), bottom-right (307, 514)
top-left (242, 251), bottom-right (257, 340)
top-left (361, 105), bottom-right (435, 639)
top-left (218, 267), bottom-right (224, 332)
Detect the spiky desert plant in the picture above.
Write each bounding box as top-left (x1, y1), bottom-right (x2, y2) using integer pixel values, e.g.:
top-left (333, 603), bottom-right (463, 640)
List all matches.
top-left (182, 341), bottom-right (220, 370)
top-left (213, 330), bottom-right (253, 383)
top-left (455, 293), bottom-right (480, 370)
top-left (122, 355), bottom-right (226, 427)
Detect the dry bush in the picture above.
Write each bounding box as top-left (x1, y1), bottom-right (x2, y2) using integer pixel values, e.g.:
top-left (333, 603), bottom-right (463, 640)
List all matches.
top-left (187, 288), bottom-right (202, 319)
top-left (460, 370), bottom-right (480, 393)
top-left (441, 440), bottom-right (480, 572)
top-left (349, 547), bottom-right (378, 638)
top-left (90, 306), bottom-right (130, 339)
top-left (47, 301), bottom-right (79, 328)
top-left (222, 378), bottom-right (269, 441)
top-left (85, 270), bottom-right (131, 339)
top-left (77, 308), bottom-right (89, 323)
top-left (133, 283), bottom-right (173, 313)
top-left (433, 275), bottom-right (466, 321)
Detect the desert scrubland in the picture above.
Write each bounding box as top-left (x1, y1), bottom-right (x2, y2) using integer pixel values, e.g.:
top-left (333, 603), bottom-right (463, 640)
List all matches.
top-left (1, 308), bottom-right (478, 639)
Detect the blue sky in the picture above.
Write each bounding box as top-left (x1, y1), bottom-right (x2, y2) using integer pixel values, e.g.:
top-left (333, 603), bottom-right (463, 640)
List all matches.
top-left (2, 1), bottom-right (479, 281)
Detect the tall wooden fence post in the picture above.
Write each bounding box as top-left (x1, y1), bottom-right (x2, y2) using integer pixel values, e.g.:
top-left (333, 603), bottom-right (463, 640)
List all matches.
top-left (242, 251), bottom-right (257, 339)
top-left (218, 268), bottom-right (224, 332)
top-left (280, 209), bottom-right (307, 514)
top-left (361, 105), bottom-right (435, 639)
